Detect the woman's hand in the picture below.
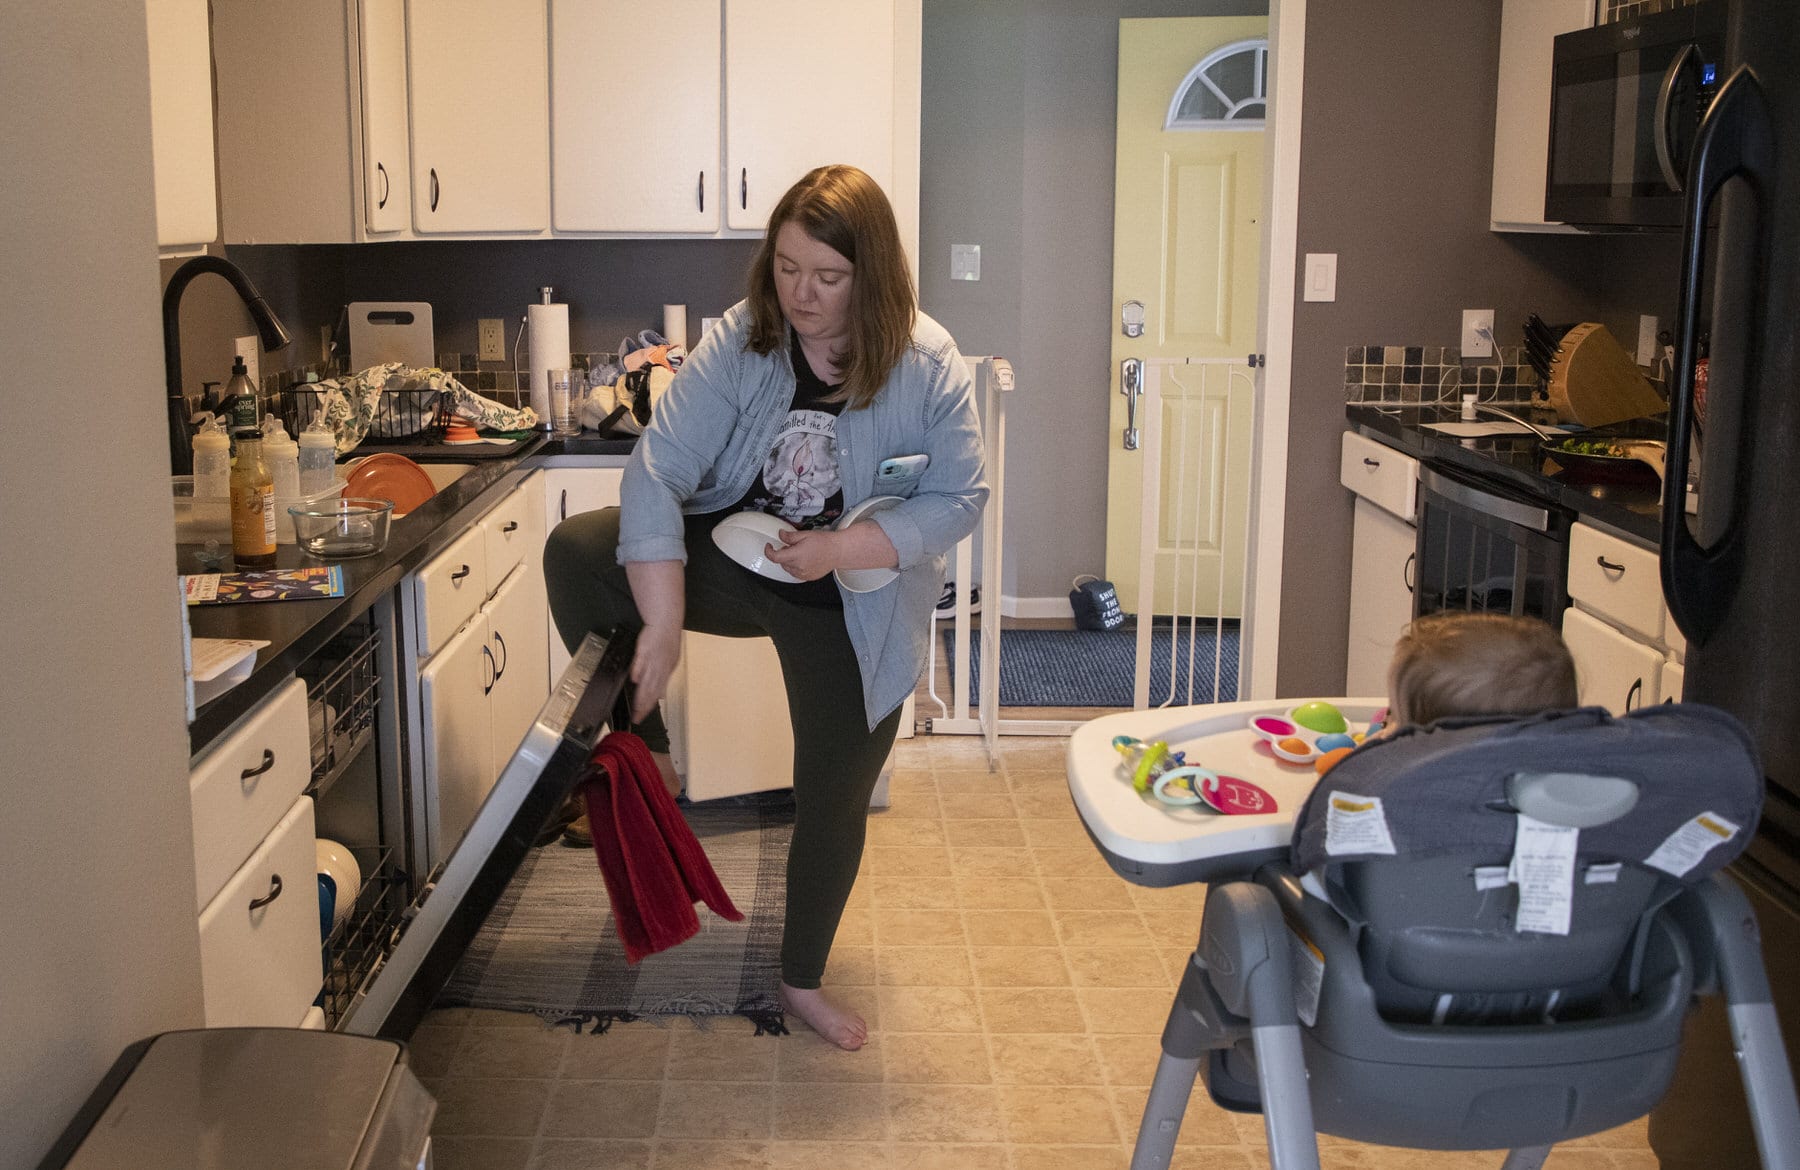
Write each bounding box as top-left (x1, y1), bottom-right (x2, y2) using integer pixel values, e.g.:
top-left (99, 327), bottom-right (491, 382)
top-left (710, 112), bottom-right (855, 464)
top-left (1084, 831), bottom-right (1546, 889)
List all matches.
top-left (628, 622), bottom-right (683, 722)
top-left (765, 521), bottom-right (899, 581)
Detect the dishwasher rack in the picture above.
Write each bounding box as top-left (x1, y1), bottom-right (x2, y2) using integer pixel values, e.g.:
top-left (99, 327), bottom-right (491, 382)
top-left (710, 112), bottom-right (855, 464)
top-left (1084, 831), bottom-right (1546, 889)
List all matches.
top-left (317, 845), bottom-right (406, 1029)
top-left (298, 618), bottom-right (381, 799)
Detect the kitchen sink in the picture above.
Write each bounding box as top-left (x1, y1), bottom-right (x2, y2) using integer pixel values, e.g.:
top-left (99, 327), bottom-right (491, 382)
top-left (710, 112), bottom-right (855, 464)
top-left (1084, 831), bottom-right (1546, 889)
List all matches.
top-left (419, 463), bottom-right (473, 489)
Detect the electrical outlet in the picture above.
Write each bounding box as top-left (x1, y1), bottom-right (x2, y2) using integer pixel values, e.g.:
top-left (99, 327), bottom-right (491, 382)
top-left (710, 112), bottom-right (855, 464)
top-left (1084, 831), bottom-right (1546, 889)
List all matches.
top-left (1637, 314), bottom-right (1660, 366)
top-left (1461, 309), bottom-right (1495, 358)
top-left (478, 318), bottom-right (506, 362)
top-left (233, 335), bottom-right (260, 388)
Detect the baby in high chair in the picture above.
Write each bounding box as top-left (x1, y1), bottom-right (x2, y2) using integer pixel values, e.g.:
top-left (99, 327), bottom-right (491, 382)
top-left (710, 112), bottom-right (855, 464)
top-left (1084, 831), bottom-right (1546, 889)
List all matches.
top-left (1384, 610), bottom-right (1578, 729)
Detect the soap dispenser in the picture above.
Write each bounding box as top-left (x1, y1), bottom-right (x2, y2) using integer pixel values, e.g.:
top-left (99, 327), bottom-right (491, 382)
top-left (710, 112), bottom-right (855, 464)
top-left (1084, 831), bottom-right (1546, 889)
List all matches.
top-left (225, 356), bottom-right (259, 433)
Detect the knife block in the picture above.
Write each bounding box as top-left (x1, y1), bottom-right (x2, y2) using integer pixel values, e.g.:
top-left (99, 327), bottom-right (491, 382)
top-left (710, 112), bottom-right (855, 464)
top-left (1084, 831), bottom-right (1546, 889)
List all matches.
top-left (1547, 322), bottom-right (1667, 428)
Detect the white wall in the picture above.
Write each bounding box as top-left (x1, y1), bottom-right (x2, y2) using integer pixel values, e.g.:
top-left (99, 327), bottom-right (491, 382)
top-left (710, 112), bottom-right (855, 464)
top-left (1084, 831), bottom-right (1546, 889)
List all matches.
top-left (0, 2), bottom-right (204, 1163)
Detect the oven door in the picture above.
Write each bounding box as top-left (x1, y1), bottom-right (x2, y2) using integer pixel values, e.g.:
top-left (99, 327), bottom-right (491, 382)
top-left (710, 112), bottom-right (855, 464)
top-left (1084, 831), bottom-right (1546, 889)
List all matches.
top-left (1414, 465), bottom-right (1573, 625)
top-left (1546, 2), bottom-right (1725, 229)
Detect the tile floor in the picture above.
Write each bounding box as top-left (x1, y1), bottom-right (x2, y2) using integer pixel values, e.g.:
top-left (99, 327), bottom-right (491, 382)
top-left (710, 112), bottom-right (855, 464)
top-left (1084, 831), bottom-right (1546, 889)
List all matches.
top-left (414, 733), bottom-right (1659, 1170)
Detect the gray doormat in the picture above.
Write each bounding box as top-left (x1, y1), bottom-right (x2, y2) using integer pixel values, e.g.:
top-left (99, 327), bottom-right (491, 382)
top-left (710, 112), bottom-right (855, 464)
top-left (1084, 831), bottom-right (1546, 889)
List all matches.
top-left (946, 624), bottom-right (1241, 707)
top-left (434, 791), bottom-right (795, 1034)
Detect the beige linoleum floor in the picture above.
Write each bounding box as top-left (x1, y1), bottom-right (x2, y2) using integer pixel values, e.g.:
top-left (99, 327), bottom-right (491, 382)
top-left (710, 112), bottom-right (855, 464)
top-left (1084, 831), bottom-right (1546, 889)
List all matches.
top-left (413, 730), bottom-right (1659, 1170)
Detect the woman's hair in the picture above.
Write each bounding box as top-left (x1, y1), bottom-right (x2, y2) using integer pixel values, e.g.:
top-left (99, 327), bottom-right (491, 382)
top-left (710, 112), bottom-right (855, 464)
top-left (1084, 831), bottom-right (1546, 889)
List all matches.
top-left (745, 164), bottom-right (916, 410)
top-left (1387, 611), bottom-right (1579, 727)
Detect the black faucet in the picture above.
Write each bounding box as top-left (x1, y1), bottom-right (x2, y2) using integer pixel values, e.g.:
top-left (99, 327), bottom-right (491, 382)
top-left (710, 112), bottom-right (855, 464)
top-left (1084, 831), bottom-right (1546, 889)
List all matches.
top-left (163, 255), bottom-right (292, 475)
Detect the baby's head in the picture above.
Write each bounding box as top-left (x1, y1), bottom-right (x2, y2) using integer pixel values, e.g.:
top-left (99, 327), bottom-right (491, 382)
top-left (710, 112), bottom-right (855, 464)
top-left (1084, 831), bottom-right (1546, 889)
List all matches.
top-left (1387, 611), bottom-right (1578, 727)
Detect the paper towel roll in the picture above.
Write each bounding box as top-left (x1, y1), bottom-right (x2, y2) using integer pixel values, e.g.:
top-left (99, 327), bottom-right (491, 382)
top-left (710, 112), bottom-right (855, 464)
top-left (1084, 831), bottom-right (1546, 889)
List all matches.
top-left (663, 304), bottom-right (688, 350)
top-left (527, 302), bottom-right (570, 430)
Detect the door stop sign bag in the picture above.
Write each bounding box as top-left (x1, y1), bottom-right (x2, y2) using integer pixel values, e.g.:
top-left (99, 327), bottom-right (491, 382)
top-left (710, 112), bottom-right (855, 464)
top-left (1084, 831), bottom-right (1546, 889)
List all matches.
top-left (1070, 575), bottom-right (1126, 631)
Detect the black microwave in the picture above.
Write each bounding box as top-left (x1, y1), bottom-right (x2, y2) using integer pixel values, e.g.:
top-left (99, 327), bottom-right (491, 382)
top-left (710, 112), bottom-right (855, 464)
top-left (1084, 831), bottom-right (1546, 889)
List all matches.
top-left (1545, 1), bottom-right (1726, 230)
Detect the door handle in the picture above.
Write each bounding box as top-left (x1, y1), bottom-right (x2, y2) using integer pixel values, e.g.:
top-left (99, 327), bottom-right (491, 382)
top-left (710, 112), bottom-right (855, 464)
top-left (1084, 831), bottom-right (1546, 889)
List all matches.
top-left (240, 748), bottom-right (275, 781)
top-left (1403, 551), bottom-right (1416, 594)
top-left (741, 168), bottom-right (748, 211)
top-left (451, 564), bottom-right (471, 583)
top-left (1120, 357), bottom-right (1143, 451)
top-left (248, 873), bottom-right (284, 911)
top-left (482, 643), bottom-right (496, 696)
top-left (492, 630), bottom-right (507, 683)
top-left (502, 520), bottom-right (518, 534)
top-left (1654, 43), bottom-right (1701, 193)
top-left (1662, 66), bottom-right (1770, 644)
top-left (560, 488), bottom-right (568, 522)
top-left (1625, 677), bottom-right (1644, 712)
top-left (429, 167), bottom-right (439, 213)
top-left (376, 162), bottom-right (389, 209)
top-left (698, 170), bottom-right (705, 212)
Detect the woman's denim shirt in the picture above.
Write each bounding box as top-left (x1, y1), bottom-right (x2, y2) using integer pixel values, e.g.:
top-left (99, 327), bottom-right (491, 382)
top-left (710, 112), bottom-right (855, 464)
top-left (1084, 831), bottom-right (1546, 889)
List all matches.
top-left (619, 301), bottom-right (989, 728)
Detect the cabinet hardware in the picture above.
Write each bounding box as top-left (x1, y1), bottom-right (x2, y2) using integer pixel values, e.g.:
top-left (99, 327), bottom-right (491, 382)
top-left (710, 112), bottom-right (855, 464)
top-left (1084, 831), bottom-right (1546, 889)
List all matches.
top-left (1597, 556), bottom-right (1625, 574)
top-left (240, 748), bottom-right (275, 782)
top-left (492, 630), bottom-right (507, 682)
top-left (429, 168), bottom-right (439, 213)
top-left (451, 565), bottom-right (471, 583)
top-left (502, 520), bottom-right (518, 534)
top-left (482, 644), bottom-right (496, 696)
top-left (560, 489), bottom-right (568, 522)
top-left (1404, 551), bottom-right (1416, 593)
top-left (698, 171), bottom-right (705, 212)
top-left (248, 873), bottom-right (284, 911)
top-left (376, 162), bottom-right (389, 210)
top-left (1363, 457), bottom-right (1380, 468)
top-left (741, 168), bottom-right (748, 210)
top-left (1120, 357), bottom-right (1142, 451)
top-left (1626, 677), bottom-right (1644, 711)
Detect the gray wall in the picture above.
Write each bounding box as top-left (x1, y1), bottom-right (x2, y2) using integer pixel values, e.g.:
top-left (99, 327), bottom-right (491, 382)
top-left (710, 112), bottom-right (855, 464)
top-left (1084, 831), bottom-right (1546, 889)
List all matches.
top-left (4, 3), bottom-right (206, 1164)
top-left (1276, 0), bottom-right (1682, 696)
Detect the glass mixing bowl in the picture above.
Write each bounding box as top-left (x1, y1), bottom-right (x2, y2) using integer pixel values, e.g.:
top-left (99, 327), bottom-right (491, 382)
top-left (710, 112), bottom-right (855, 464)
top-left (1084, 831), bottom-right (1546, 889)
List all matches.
top-left (289, 497), bottom-right (394, 559)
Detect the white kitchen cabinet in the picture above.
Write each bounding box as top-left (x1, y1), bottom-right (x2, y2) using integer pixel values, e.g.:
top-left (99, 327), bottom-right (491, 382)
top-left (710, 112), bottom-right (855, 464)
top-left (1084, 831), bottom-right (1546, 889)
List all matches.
top-left (189, 677), bottom-right (312, 911)
top-left (419, 608), bottom-right (495, 867)
top-left (214, 0), bottom-right (411, 242)
top-left (1340, 432), bottom-right (1419, 696)
top-left (1490, 0), bottom-right (1593, 233)
top-left (543, 466), bottom-right (624, 680)
top-left (197, 795), bottom-right (323, 1027)
top-left (1563, 520), bottom-right (1685, 715)
top-left (725, 0), bottom-right (902, 231)
top-left (486, 564), bottom-right (551, 778)
top-left (145, 0), bottom-right (217, 251)
top-left (408, 0), bottom-right (550, 234)
top-left (551, 0), bottom-right (721, 232)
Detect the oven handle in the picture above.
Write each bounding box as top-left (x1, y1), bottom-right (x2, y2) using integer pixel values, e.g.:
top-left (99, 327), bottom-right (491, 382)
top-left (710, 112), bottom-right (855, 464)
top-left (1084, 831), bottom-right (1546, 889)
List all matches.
top-left (1419, 466), bottom-right (1552, 533)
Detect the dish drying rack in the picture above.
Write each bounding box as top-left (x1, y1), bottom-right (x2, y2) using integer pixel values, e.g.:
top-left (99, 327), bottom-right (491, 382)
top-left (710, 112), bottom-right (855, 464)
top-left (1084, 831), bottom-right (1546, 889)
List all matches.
top-left (278, 384), bottom-right (452, 446)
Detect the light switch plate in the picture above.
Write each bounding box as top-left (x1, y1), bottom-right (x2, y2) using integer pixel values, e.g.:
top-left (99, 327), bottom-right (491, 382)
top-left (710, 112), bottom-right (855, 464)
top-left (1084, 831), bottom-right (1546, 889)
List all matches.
top-left (1303, 253), bottom-right (1337, 302)
top-left (951, 243), bottom-right (981, 282)
top-left (233, 335), bottom-right (260, 388)
top-left (1637, 314), bottom-right (1660, 366)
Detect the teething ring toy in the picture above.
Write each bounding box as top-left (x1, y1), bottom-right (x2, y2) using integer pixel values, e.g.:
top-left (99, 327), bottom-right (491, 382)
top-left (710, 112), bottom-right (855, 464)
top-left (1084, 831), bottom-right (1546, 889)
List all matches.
top-left (1152, 765), bottom-right (1215, 806)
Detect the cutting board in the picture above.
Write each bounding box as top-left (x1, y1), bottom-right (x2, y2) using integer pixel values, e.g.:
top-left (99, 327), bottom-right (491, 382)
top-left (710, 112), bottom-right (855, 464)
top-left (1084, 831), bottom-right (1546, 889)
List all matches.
top-left (348, 302), bottom-right (435, 371)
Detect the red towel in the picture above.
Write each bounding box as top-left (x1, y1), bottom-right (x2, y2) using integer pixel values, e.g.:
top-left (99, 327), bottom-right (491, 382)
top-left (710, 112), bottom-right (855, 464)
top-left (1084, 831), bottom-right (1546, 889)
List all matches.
top-left (581, 731), bottom-right (743, 964)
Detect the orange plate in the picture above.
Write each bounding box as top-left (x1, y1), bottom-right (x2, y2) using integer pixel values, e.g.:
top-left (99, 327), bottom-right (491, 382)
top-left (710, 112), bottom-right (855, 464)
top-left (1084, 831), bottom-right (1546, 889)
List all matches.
top-left (344, 453), bottom-right (436, 517)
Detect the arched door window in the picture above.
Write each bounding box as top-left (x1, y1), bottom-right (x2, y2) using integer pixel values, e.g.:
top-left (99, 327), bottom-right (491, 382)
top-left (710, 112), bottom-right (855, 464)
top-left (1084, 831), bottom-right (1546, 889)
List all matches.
top-left (1164, 38), bottom-right (1268, 130)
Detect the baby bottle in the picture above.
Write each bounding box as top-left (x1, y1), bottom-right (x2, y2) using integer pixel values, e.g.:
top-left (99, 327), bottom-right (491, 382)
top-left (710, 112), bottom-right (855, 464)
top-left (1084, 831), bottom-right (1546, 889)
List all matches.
top-left (191, 415), bottom-right (231, 501)
top-left (298, 419), bottom-right (338, 496)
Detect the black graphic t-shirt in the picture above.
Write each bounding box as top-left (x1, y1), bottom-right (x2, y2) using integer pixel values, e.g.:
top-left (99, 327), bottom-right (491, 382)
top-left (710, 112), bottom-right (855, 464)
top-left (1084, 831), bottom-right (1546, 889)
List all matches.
top-left (695, 334), bottom-right (847, 606)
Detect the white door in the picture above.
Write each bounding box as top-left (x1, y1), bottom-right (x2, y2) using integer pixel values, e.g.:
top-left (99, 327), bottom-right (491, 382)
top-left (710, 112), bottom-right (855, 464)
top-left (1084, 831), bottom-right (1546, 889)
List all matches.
top-left (408, 0), bottom-right (550, 233)
top-left (359, 0), bottom-right (411, 235)
top-left (724, 0), bottom-right (895, 229)
top-left (420, 611), bottom-right (495, 870)
top-left (487, 565), bottom-right (550, 780)
top-left (1105, 18), bottom-right (1267, 616)
top-left (552, 0), bottom-right (720, 231)
top-left (543, 468), bottom-right (623, 681)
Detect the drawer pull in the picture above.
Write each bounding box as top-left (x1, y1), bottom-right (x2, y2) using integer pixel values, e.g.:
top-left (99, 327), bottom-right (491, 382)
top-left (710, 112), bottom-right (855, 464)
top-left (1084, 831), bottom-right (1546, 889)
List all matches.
top-left (1363, 457), bottom-right (1380, 468)
top-left (1404, 551), bottom-right (1416, 594)
top-left (240, 748), bottom-right (276, 781)
top-left (451, 565), bottom-right (471, 583)
top-left (1625, 677), bottom-right (1644, 712)
top-left (248, 873), bottom-right (284, 911)
top-left (1596, 556), bottom-right (1626, 575)
top-left (502, 520), bottom-right (519, 533)
top-left (482, 643), bottom-right (497, 696)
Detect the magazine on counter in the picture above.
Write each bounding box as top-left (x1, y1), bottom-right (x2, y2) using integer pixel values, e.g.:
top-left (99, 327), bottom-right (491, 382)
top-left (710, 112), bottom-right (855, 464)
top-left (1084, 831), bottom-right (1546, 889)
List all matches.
top-left (184, 565), bottom-right (346, 605)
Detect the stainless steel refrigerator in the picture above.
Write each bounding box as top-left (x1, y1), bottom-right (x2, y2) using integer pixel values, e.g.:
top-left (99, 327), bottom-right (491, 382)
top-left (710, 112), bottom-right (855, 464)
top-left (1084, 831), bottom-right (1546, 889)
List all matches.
top-left (1652, 0), bottom-right (1800, 1160)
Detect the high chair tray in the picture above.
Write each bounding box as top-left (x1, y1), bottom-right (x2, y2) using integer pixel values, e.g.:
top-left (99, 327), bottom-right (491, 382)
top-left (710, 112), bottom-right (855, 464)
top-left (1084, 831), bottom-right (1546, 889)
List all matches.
top-left (1066, 698), bottom-right (1386, 887)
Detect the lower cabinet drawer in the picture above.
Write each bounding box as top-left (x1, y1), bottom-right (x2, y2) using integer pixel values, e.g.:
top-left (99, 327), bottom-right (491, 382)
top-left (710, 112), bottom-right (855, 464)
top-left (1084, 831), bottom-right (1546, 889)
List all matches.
top-left (190, 677), bottom-right (311, 911)
top-left (198, 795), bottom-right (322, 1028)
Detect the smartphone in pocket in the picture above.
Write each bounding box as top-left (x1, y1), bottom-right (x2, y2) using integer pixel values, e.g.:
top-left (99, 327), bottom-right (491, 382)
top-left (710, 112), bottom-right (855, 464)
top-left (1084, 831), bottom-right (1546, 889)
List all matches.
top-left (877, 454), bottom-right (929, 482)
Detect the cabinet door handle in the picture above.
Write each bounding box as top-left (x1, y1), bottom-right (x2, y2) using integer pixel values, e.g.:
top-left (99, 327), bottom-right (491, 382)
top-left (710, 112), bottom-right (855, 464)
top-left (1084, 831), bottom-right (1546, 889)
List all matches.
top-left (376, 162), bottom-right (389, 209)
top-left (560, 489), bottom-right (568, 522)
top-left (1403, 551), bottom-right (1416, 594)
top-left (1625, 677), bottom-right (1644, 712)
top-left (1596, 556), bottom-right (1625, 575)
top-left (1363, 457), bottom-right (1380, 468)
top-left (451, 564), bottom-right (471, 583)
top-left (248, 873), bottom-right (284, 911)
top-left (482, 643), bottom-right (496, 696)
top-left (698, 170), bottom-right (705, 212)
top-left (492, 630), bottom-right (508, 682)
top-left (741, 167), bottom-right (748, 210)
top-left (240, 748), bottom-right (275, 782)
top-left (429, 167), bottom-right (440, 212)
top-left (502, 520), bottom-right (518, 534)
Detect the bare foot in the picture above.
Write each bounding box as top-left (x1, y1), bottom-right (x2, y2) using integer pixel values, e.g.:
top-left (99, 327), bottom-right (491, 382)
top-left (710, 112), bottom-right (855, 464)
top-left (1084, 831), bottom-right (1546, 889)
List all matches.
top-left (650, 751), bottom-right (682, 799)
top-left (780, 982), bottom-right (867, 1051)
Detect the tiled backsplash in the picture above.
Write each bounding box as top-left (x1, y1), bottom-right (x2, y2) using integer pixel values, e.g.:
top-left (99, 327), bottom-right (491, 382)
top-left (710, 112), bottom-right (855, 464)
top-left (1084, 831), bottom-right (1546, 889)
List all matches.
top-left (1344, 345), bottom-right (1544, 405)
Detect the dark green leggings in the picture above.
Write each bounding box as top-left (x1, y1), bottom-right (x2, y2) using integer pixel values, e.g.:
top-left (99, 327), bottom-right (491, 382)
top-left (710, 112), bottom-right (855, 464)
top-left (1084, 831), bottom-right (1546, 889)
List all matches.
top-left (542, 507), bottom-right (902, 989)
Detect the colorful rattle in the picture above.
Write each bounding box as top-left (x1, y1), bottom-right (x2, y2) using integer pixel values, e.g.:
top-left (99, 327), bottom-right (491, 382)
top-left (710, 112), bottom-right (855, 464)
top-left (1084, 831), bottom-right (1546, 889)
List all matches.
top-left (1111, 735), bottom-right (1187, 794)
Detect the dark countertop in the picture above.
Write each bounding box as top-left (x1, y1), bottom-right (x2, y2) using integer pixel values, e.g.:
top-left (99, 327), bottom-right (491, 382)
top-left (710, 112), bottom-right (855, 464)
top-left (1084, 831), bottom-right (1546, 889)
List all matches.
top-left (1345, 403), bottom-right (1667, 545)
top-left (184, 433), bottom-right (635, 758)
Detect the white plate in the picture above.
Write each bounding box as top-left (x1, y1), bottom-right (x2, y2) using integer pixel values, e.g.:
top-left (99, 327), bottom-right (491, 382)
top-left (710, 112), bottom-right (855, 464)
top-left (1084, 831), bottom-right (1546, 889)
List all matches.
top-left (712, 512), bottom-right (802, 583)
top-left (834, 495), bottom-right (904, 593)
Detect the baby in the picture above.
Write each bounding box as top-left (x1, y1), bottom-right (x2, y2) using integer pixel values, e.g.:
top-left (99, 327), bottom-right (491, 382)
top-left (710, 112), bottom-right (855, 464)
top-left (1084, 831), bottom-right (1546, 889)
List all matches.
top-left (1385, 610), bottom-right (1579, 729)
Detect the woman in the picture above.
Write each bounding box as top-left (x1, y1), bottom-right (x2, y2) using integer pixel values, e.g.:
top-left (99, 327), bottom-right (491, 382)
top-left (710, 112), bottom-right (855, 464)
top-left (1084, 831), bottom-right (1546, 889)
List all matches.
top-left (544, 164), bottom-right (987, 1050)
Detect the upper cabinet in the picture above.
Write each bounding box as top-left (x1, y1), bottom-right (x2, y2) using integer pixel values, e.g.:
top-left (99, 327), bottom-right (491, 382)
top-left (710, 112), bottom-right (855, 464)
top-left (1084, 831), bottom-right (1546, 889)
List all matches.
top-left (551, 0), bottom-right (721, 233)
top-left (214, 0), bottom-right (919, 242)
top-left (1490, 0), bottom-right (1593, 233)
top-left (146, 0), bottom-right (218, 252)
top-left (724, 0), bottom-right (900, 230)
top-left (408, 0), bottom-right (550, 234)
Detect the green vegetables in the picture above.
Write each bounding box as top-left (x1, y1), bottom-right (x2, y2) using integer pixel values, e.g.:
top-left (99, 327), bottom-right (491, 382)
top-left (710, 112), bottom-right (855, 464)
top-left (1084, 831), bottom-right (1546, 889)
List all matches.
top-left (1555, 438), bottom-right (1632, 458)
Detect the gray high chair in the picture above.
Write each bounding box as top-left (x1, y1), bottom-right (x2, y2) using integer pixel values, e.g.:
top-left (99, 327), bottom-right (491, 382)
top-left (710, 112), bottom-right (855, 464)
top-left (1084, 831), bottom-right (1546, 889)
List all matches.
top-left (1131, 704), bottom-right (1800, 1170)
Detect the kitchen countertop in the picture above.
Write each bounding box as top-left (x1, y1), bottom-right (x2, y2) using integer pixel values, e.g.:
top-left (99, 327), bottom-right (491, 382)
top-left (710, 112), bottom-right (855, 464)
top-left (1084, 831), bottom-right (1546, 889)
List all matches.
top-left (183, 433), bottom-right (633, 757)
top-left (1345, 403), bottom-right (1668, 545)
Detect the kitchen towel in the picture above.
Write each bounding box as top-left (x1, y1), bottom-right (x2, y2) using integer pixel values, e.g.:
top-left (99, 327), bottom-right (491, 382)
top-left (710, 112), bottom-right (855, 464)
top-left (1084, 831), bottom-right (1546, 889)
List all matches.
top-left (662, 304), bottom-right (688, 350)
top-left (527, 301), bottom-right (570, 431)
top-left (582, 731), bottom-right (742, 964)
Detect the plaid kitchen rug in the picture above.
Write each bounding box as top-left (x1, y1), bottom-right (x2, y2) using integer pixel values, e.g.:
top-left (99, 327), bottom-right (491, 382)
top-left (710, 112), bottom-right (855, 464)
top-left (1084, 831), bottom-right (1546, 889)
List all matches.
top-left (434, 790), bottom-right (794, 1034)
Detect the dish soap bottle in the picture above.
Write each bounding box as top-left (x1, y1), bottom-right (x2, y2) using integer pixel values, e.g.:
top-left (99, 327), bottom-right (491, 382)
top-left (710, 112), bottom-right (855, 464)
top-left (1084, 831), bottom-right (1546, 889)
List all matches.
top-left (298, 419), bottom-right (338, 496)
top-left (225, 356), bottom-right (259, 440)
top-left (230, 426), bottom-right (278, 569)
